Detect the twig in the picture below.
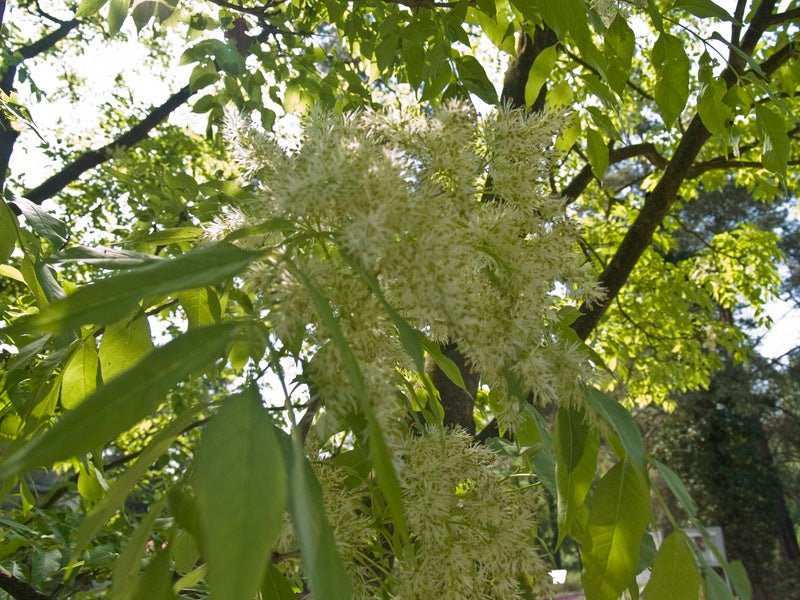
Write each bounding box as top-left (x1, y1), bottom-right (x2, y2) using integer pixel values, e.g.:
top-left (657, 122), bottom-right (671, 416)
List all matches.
top-left (0, 567), bottom-right (50, 600)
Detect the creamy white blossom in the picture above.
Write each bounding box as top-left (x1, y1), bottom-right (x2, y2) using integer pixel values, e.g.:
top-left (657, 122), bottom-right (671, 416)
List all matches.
top-left (226, 104), bottom-right (603, 597)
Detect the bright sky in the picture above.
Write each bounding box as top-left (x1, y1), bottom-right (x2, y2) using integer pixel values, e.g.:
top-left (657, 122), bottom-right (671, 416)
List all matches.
top-left (7, 0), bottom-right (799, 361)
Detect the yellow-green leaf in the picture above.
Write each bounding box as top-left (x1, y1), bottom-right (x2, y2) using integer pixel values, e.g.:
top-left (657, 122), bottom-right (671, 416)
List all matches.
top-left (524, 45), bottom-right (557, 108)
top-left (61, 338), bottom-right (99, 409)
top-left (582, 460), bottom-right (651, 600)
top-left (0, 324), bottom-right (243, 481)
top-left (652, 33), bottom-right (690, 127)
top-left (99, 312), bottom-right (153, 381)
top-left (645, 530), bottom-right (701, 600)
top-left (554, 403), bottom-right (599, 547)
top-left (108, 0), bottom-right (130, 35)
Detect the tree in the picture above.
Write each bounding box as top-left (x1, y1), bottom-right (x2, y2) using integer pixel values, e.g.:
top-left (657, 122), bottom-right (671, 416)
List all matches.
top-left (0, 0), bottom-right (798, 598)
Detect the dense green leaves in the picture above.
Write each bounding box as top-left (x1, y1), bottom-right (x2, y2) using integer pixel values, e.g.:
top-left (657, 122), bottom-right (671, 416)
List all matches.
top-left (652, 33), bottom-right (690, 127)
top-left (15, 244), bottom-right (261, 333)
top-left (194, 388), bottom-right (287, 600)
top-left (0, 324), bottom-right (243, 481)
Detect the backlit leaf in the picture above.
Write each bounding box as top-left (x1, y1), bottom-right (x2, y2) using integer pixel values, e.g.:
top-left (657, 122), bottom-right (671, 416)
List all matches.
top-left (586, 388), bottom-right (645, 468)
top-left (605, 15), bottom-right (635, 94)
top-left (755, 105), bottom-right (789, 176)
top-left (99, 312), bottom-right (153, 381)
top-left (108, 0), bottom-right (130, 36)
top-left (61, 337), bottom-right (99, 409)
top-left (645, 530), bottom-right (701, 600)
top-left (652, 33), bottom-right (690, 127)
top-left (524, 45), bottom-right (557, 108)
top-left (582, 460), bottom-right (651, 600)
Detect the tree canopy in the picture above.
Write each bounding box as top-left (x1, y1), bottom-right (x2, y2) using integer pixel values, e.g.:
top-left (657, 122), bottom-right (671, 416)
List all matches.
top-left (0, 0), bottom-right (798, 598)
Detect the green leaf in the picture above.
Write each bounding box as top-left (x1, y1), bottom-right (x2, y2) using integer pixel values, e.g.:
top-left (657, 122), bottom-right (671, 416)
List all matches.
top-left (697, 79), bottom-right (732, 136)
top-left (108, 0), bottom-right (131, 35)
top-left (554, 403), bottom-right (599, 548)
top-left (11, 196), bottom-right (69, 249)
top-left (31, 548), bottom-right (61, 588)
top-left (0, 199), bottom-right (17, 262)
top-left (704, 567), bottom-right (735, 600)
top-left (99, 312), bottom-right (153, 381)
top-left (61, 337), bottom-right (99, 409)
top-left (651, 458), bottom-right (697, 517)
top-left (0, 324), bottom-right (242, 481)
top-left (77, 463), bottom-right (105, 504)
top-left (17, 244), bottom-right (260, 333)
top-left (179, 288), bottom-right (221, 329)
top-left (652, 33), bottom-right (690, 127)
top-left (645, 530), bottom-right (701, 600)
top-left (76, 0), bottom-right (109, 17)
top-left (189, 63), bottom-right (220, 92)
top-left (582, 460), bottom-right (651, 600)
top-left (604, 15), bottom-right (635, 94)
top-left (48, 245), bottom-right (161, 268)
top-left (402, 40), bottom-right (425, 89)
top-left (261, 563), bottom-right (296, 599)
top-left (194, 387), bottom-right (287, 600)
top-left (285, 435), bottom-right (352, 600)
top-left (455, 55), bottom-right (498, 104)
top-left (755, 105), bottom-right (789, 176)
top-left (587, 128), bottom-right (609, 182)
top-left (131, 548), bottom-right (175, 600)
top-left (419, 334), bottom-right (466, 390)
top-left (112, 496), bottom-right (167, 600)
top-left (586, 388), bottom-right (645, 468)
top-left (125, 226), bottom-right (204, 245)
top-left (524, 45), bottom-right (557, 108)
top-left (726, 560), bottom-right (752, 600)
top-left (173, 565), bottom-right (206, 594)
top-left (73, 406), bottom-right (206, 559)
top-left (674, 0), bottom-right (734, 20)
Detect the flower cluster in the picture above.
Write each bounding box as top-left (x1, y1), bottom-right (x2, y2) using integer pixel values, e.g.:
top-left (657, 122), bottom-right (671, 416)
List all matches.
top-left (227, 103), bottom-right (602, 432)
top-left (275, 428), bottom-right (552, 599)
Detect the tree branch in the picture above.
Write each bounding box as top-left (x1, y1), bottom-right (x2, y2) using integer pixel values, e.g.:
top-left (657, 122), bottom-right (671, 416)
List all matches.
top-left (0, 567), bottom-right (50, 600)
top-left (688, 158), bottom-right (800, 178)
top-left (561, 143), bottom-right (667, 201)
top-left (24, 85), bottom-right (193, 204)
top-left (765, 7), bottom-right (800, 27)
top-left (13, 19), bottom-right (80, 64)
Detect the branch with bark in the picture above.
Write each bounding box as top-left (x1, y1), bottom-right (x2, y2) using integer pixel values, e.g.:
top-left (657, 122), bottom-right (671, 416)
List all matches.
top-left (23, 85), bottom-right (193, 204)
top-left (0, 567), bottom-right (50, 600)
